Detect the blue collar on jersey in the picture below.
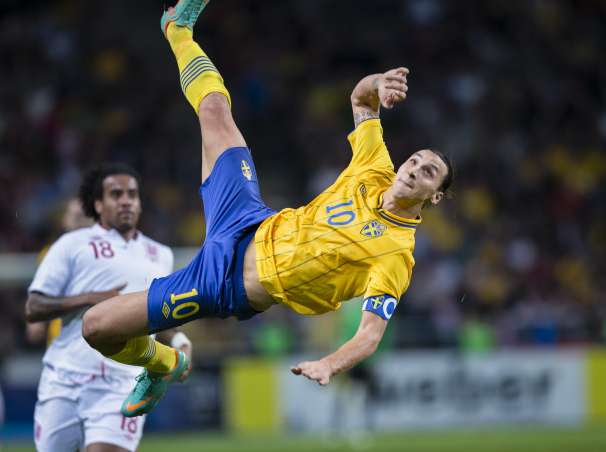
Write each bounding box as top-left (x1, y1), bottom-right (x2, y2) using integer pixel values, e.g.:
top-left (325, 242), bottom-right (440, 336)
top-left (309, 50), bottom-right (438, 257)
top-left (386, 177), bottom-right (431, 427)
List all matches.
top-left (377, 209), bottom-right (421, 229)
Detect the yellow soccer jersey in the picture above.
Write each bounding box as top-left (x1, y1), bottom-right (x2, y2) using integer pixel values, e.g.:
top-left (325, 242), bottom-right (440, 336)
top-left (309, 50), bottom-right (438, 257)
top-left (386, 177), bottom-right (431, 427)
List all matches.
top-left (255, 119), bottom-right (419, 315)
top-left (47, 318), bottom-right (62, 346)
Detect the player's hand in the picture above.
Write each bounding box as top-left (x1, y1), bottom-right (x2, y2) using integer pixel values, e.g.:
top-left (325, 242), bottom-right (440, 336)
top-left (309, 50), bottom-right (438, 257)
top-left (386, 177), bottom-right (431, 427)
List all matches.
top-left (378, 67), bottom-right (409, 109)
top-left (87, 283), bottom-right (127, 305)
top-left (290, 360), bottom-right (332, 386)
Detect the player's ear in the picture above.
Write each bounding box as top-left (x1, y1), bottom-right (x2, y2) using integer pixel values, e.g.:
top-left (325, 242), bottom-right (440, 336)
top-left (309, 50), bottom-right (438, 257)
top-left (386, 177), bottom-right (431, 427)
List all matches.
top-left (94, 199), bottom-right (103, 217)
top-left (430, 191), bottom-right (443, 206)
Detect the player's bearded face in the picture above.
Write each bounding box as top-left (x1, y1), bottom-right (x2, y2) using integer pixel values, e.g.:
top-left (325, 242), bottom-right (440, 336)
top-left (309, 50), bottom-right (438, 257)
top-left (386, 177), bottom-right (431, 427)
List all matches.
top-left (96, 175), bottom-right (142, 233)
top-left (394, 149), bottom-right (448, 205)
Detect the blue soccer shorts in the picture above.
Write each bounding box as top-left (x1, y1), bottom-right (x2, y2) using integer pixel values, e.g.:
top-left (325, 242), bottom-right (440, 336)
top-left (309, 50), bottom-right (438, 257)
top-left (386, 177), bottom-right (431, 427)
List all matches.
top-left (147, 147), bottom-right (276, 333)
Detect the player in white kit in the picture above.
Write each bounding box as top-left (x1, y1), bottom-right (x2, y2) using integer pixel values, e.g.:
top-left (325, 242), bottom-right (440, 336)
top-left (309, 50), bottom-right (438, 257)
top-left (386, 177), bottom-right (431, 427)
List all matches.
top-left (25, 163), bottom-right (192, 452)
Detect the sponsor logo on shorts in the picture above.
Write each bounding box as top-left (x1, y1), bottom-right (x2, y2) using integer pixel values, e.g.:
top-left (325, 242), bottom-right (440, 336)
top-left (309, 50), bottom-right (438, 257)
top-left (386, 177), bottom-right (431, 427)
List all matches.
top-left (241, 160), bottom-right (252, 181)
top-left (162, 302), bottom-right (170, 319)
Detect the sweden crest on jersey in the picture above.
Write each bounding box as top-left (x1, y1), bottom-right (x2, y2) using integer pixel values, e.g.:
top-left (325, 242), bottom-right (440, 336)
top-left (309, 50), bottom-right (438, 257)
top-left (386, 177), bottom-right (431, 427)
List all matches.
top-left (241, 160), bottom-right (252, 180)
top-left (361, 220), bottom-right (386, 237)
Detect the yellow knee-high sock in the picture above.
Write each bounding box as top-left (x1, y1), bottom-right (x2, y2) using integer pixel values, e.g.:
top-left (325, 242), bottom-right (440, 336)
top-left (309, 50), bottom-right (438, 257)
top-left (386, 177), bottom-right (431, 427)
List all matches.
top-left (109, 336), bottom-right (177, 374)
top-left (166, 23), bottom-right (231, 113)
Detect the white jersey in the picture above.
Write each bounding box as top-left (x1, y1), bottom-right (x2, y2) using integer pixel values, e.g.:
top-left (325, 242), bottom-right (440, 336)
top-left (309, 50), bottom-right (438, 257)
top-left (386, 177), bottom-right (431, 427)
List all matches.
top-left (28, 223), bottom-right (173, 378)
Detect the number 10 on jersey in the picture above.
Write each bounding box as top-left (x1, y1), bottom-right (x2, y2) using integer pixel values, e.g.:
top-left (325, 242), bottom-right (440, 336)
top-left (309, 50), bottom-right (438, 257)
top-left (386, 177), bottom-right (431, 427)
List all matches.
top-left (326, 199), bottom-right (356, 226)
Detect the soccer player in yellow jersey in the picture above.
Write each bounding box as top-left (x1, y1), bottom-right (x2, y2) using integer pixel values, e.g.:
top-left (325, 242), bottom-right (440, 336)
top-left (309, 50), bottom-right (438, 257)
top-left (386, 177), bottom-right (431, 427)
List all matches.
top-left (82, 0), bottom-right (453, 417)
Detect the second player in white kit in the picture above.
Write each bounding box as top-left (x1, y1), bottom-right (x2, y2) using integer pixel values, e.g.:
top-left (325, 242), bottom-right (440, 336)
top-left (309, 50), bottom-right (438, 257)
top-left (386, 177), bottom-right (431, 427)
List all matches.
top-left (25, 163), bottom-right (191, 452)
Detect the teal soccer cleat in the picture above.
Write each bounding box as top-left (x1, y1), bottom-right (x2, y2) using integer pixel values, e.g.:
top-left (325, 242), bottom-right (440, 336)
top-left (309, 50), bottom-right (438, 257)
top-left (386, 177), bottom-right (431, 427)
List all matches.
top-left (120, 350), bottom-right (191, 417)
top-left (161, 0), bottom-right (211, 36)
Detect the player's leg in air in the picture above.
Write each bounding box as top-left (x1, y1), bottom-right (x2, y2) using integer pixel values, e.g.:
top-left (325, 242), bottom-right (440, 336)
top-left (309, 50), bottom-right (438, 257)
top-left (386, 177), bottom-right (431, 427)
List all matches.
top-left (82, 0), bottom-right (271, 417)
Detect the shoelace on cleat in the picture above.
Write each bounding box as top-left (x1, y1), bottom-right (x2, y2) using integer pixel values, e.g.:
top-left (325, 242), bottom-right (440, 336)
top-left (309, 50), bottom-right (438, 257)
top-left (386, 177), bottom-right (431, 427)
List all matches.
top-left (131, 372), bottom-right (154, 398)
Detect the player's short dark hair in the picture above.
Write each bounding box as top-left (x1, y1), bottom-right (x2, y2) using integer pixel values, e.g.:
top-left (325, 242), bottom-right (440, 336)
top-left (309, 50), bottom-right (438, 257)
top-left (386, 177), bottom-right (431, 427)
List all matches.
top-left (79, 162), bottom-right (142, 221)
top-left (429, 149), bottom-right (454, 197)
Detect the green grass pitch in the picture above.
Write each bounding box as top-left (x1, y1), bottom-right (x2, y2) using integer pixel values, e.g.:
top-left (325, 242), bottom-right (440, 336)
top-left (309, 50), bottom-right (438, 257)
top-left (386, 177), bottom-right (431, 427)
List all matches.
top-left (5, 424), bottom-right (606, 452)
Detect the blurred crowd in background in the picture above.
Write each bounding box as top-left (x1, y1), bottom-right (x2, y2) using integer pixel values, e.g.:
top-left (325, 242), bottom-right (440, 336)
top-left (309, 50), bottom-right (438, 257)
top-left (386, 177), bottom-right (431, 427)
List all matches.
top-left (1, 0), bottom-right (605, 358)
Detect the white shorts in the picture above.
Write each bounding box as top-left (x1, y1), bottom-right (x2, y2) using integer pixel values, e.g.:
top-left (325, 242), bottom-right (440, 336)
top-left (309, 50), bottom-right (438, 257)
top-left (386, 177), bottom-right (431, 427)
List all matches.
top-left (34, 364), bottom-right (145, 452)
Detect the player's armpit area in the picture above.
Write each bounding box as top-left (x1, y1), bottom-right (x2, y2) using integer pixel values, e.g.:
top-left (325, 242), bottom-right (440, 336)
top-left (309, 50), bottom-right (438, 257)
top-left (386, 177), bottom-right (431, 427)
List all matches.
top-left (362, 294), bottom-right (398, 321)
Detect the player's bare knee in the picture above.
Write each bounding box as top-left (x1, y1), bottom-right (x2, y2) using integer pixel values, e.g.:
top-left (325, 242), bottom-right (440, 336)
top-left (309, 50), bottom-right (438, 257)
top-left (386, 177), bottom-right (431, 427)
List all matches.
top-left (82, 306), bottom-right (108, 349)
top-left (198, 93), bottom-right (231, 123)
top-left (198, 94), bottom-right (246, 155)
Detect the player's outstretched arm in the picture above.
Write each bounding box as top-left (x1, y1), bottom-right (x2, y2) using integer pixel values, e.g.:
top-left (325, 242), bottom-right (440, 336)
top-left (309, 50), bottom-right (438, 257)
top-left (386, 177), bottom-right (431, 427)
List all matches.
top-left (350, 68), bottom-right (409, 127)
top-left (25, 283), bottom-right (126, 322)
top-left (291, 311), bottom-right (387, 386)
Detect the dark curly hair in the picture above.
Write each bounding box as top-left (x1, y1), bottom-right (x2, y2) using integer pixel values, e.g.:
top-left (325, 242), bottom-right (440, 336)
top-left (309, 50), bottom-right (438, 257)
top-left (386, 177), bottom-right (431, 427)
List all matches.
top-left (79, 163), bottom-right (142, 221)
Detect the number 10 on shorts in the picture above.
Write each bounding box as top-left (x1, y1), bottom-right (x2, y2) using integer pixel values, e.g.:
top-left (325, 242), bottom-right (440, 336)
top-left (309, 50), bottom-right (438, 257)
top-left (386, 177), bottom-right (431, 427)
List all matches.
top-left (162, 288), bottom-right (201, 320)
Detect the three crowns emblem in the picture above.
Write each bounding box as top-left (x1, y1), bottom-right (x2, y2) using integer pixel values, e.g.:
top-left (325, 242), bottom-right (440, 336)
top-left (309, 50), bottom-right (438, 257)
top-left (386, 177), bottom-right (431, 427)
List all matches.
top-left (241, 160), bottom-right (252, 181)
top-left (361, 220), bottom-right (387, 238)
